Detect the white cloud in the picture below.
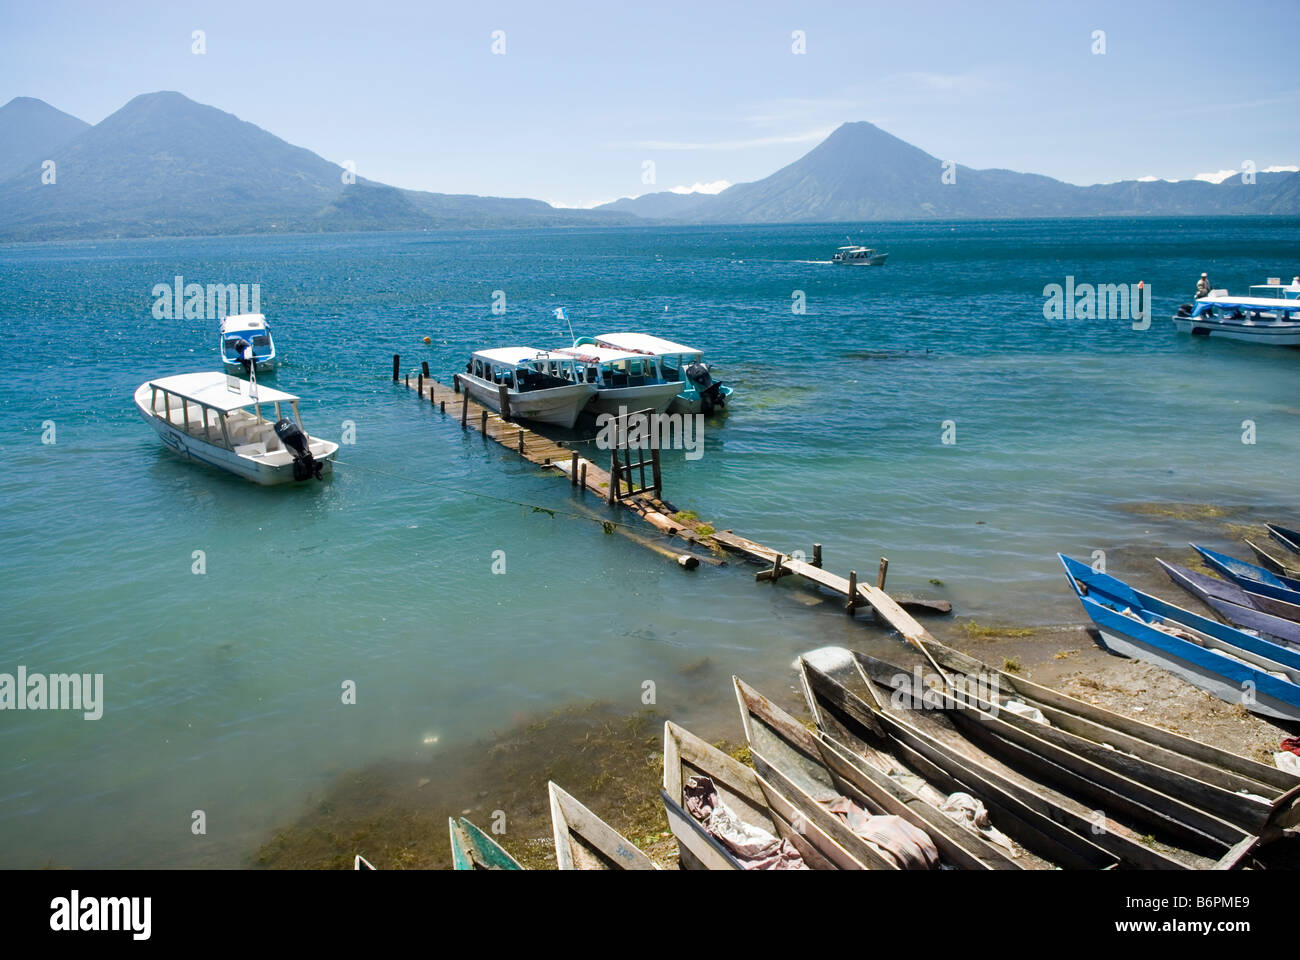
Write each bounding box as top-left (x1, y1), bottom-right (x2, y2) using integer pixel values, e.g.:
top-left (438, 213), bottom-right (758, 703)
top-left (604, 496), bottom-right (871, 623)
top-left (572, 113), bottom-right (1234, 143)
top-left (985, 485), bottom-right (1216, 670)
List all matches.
top-left (669, 180), bottom-right (730, 195)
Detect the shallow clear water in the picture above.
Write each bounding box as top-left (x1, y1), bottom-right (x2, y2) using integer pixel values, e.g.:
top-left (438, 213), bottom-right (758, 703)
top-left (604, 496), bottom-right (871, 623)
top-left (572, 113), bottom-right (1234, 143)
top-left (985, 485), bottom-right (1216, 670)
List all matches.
top-left (0, 218), bottom-right (1297, 867)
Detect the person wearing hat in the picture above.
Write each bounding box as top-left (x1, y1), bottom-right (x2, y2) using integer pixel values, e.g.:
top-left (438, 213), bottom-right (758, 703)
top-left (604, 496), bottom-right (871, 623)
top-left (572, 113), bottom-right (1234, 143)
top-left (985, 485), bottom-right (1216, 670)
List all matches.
top-left (1195, 272), bottom-right (1211, 298)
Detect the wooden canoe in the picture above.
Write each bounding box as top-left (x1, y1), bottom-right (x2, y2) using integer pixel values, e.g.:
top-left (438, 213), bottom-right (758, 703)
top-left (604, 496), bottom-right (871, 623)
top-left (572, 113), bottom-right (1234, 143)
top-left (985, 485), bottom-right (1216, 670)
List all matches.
top-left (801, 646), bottom-right (1265, 869)
top-left (1063, 554), bottom-right (1300, 723)
top-left (353, 854), bottom-right (375, 870)
top-left (548, 781), bottom-right (658, 870)
top-left (1195, 544), bottom-right (1300, 622)
top-left (1158, 558), bottom-right (1300, 648)
top-left (448, 817), bottom-right (524, 871)
top-left (733, 676), bottom-right (1029, 869)
top-left (1246, 538), bottom-right (1300, 578)
top-left (1268, 523), bottom-right (1300, 557)
top-left (660, 720), bottom-right (864, 869)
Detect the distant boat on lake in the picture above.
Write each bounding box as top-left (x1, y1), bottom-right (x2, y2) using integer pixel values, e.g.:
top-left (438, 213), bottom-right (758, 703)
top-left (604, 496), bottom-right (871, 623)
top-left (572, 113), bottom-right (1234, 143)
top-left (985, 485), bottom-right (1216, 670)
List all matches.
top-left (1173, 294), bottom-right (1300, 346)
top-left (220, 313), bottom-right (277, 374)
top-left (832, 245), bottom-right (887, 266)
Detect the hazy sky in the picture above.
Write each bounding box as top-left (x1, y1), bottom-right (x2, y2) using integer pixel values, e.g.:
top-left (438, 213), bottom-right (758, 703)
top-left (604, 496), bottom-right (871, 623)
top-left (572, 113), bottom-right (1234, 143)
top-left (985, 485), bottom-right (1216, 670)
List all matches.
top-left (3, 0), bottom-right (1298, 206)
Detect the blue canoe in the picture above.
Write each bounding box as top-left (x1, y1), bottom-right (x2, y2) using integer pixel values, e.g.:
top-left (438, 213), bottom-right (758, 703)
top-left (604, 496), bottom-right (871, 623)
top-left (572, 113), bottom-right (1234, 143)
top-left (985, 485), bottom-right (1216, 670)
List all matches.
top-left (1158, 558), bottom-right (1300, 648)
top-left (1061, 555), bottom-right (1300, 722)
top-left (1193, 545), bottom-right (1300, 623)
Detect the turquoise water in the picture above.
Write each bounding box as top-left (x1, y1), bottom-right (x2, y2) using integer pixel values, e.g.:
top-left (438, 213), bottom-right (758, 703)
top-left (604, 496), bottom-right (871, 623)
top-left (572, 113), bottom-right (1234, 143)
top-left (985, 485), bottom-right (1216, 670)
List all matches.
top-left (1, 218), bottom-right (1297, 868)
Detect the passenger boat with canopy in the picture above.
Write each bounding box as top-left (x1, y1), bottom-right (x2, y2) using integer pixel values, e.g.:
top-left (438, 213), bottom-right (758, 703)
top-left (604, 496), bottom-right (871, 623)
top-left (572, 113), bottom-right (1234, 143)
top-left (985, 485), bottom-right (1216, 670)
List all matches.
top-left (832, 245), bottom-right (888, 266)
top-left (1172, 295), bottom-right (1300, 345)
top-left (134, 372), bottom-right (336, 484)
top-left (577, 332), bottom-right (734, 414)
top-left (459, 348), bottom-right (597, 428)
top-left (220, 313), bottom-right (277, 374)
top-left (551, 345), bottom-right (681, 416)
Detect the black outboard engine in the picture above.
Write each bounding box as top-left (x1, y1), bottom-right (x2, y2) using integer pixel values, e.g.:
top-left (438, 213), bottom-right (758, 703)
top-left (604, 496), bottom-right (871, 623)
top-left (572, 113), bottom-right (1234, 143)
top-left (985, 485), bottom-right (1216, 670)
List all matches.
top-left (228, 337), bottom-right (253, 376)
top-left (273, 418), bottom-right (322, 480)
top-left (1176, 304), bottom-right (1193, 317)
top-left (685, 362), bottom-right (726, 414)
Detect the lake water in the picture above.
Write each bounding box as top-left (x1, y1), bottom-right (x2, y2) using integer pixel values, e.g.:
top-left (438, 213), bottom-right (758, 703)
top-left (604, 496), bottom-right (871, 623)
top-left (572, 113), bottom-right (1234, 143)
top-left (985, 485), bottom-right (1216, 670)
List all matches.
top-left (1, 217), bottom-right (1297, 867)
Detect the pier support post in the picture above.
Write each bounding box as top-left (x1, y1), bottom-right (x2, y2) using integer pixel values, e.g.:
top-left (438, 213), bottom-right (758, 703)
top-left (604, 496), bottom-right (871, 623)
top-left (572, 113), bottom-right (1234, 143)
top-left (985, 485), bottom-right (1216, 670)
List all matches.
top-left (517, 430), bottom-right (525, 457)
top-left (571, 452), bottom-right (579, 487)
top-left (422, 360), bottom-right (430, 377)
top-left (877, 557), bottom-right (889, 589)
top-left (846, 570), bottom-right (858, 615)
top-left (579, 462), bottom-right (587, 492)
top-left (440, 400), bottom-right (445, 413)
top-left (812, 543), bottom-right (822, 568)
top-left (417, 372), bottom-right (423, 396)
top-left (650, 447), bottom-right (662, 496)
top-left (404, 373), bottom-right (409, 387)
top-left (454, 375), bottom-right (460, 394)
top-left (480, 410), bottom-right (488, 435)
top-left (461, 393), bottom-right (468, 429)
top-left (498, 384), bottom-right (512, 422)
top-left (392, 354), bottom-right (400, 381)
top-left (608, 449), bottom-right (619, 505)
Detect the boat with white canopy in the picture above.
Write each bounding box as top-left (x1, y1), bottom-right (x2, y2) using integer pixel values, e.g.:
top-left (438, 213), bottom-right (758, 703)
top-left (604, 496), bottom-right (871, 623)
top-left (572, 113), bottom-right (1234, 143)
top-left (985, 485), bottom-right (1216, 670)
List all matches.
top-left (551, 345), bottom-right (682, 416)
top-left (577, 333), bottom-right (733, 414)
top-left (459, 348), bottom-right (597, 428)
top-left (220, 313), bottom-right (277, 374)
top-left (831, 245), bottom-right (887, 266)
top-left (134, 372), bottom-right (337, 484)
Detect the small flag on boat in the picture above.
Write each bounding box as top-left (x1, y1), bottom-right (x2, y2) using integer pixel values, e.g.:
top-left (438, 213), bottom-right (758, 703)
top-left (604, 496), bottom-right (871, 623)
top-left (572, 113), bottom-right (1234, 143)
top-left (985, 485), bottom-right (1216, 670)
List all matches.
top-left (554, 307), bottom-right (567, 321)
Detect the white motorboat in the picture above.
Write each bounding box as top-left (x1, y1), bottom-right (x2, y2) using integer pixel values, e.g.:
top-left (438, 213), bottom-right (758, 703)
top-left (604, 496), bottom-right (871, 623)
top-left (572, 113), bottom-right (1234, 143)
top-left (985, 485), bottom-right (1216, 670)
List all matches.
top-left (135, 372), bottom-right (337, 484)
top-left (579, 333), bottom-right (733, 414)
top-left (460, 348), bottom-right (597, 428)
top-left (551, 346), bottom-right (682, 416)
top-left (1173, 295), bottom-right (1300, 346)
top-left (220, 313), bottom-right (277, 374)
top-left (832, 245), bottom-right (887, 266)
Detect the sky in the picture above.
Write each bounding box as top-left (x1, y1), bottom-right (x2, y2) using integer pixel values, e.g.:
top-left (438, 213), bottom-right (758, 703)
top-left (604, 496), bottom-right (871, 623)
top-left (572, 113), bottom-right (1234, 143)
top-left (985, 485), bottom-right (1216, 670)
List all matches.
top-left (2, 0), bottom-right (1298, 207)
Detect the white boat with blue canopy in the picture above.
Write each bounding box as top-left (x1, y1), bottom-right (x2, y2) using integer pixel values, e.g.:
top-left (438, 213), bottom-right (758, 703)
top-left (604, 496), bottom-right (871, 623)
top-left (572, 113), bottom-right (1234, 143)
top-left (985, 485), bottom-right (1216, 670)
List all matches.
top-left (577, 333), bottom-right (734, 414)
top-left (134, 372), bottom-right (336, 484)
top-left (1060, 555), bottom-right (1300, 722)
top-left (552, 345), bottom-right (682, 416)
top-left (1173, 295), bottom-right (1300, 345)
top-left (459, 348), bottom-right (597, 428)
top-left (220, 313), bottom-right (277, 373)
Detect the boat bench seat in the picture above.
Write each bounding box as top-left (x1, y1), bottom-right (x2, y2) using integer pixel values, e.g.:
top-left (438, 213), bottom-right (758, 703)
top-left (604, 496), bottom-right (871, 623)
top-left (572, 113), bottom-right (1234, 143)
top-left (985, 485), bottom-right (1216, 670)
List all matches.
top-left (233, 442), bottom-right (268, 457)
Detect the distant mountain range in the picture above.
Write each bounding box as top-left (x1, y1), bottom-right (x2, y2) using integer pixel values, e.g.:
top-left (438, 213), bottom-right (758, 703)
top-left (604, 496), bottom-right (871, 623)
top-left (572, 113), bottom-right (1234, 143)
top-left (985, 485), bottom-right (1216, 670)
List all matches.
top-left (0, 93), bottom-right (1295, 241)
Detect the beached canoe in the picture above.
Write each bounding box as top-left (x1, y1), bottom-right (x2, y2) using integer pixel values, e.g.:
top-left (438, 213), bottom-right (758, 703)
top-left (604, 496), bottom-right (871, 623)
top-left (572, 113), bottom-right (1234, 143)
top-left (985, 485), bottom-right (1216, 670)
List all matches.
top-left (548, 781), bottom-right (658, 870)
top-left (353, 854), bottom-right (375, 870)
top-left (660, 720), bottom-right (863, 869)
top-left (448, 817), bottom-right (524, 870)
top-left (1268, 523), bottom-right (1300, 557)
top-left (1158, 558), bottom-right (1300, 648)
top-left (1194, 544), bottom-right (1300, 622)
top-left (733, 676), bottom-right (1028, 869)
top-left (799, 647), bottom-right (1262, 869)
top-left (1063, 554), bottom-right (1300, 723)
top-left (1246, 538), bottom-right (1300, 578)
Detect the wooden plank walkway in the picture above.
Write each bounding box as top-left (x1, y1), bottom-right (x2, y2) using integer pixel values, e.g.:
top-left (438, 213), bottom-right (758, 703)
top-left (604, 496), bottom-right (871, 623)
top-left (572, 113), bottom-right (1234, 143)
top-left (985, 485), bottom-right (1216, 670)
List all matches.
top-left (396, 364), bottom-right (951, 639)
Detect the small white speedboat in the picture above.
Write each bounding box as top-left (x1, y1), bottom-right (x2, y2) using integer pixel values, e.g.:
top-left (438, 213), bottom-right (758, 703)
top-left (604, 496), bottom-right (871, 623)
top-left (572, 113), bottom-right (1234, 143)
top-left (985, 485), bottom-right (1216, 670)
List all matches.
top-left (551, 346), bottom-right (682, 416)
top-left (1173, 295), bottom-right (1300, 346)
top-left (220, 313), bottom-right (277, 374)
top-left (579, 333), bottom-right (733, 415)
top-left (832, 245), bottom-right (887, 266)
top-left (460, 348), bottom-right (597, 428)
top-left (135, 372), bottom-right (337, 484)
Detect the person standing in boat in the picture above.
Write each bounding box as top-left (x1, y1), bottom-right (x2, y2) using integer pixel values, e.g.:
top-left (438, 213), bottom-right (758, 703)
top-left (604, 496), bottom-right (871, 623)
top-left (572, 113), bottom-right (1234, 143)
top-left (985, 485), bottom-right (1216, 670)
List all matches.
top-left (1195, 272), bottom-right (1211, 298)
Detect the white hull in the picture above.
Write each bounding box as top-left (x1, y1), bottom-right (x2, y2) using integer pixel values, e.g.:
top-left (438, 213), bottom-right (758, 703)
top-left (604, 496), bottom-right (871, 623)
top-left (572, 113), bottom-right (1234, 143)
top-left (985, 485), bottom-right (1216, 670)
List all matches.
top-left (1173, 318), bottom-right (1300, 346)
top-left (586, 381), bottom-right (681, 416)
top-left (223, 356), bottom-right (277, 374)
top-left (134, 387), bottom-right (335, 485)
top-left (1098, 628), bottom-right (1300, 723)
top-left (460, 375), bottom-right (595, 428)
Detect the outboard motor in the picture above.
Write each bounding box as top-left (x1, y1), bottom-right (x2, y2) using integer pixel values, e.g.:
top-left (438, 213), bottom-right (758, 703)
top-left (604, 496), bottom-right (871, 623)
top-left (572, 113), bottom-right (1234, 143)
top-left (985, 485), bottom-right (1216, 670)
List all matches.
top-left (685, 362), bottom-right (726, 414)
top-left (1176, 303), bottom-right (1193, 318)
top-left (228, 337), bottom-right (253, 376)
top-left (273, 418), bottom-right (322, 480)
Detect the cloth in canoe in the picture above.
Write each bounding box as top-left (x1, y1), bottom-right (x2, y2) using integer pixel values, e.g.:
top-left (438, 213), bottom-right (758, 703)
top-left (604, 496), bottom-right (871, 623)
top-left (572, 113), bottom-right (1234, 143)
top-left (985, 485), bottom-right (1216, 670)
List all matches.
top-left (682, 775), bottom-right (807, 870)
top-left (1119, 608), bottom-right (1290, 681)
top-left (939, 792), bottom-right (1017, 856)
top-left (824, 797), bottom-right (939, 869)
top-left (1281, 737), bottom-right (1300, 756)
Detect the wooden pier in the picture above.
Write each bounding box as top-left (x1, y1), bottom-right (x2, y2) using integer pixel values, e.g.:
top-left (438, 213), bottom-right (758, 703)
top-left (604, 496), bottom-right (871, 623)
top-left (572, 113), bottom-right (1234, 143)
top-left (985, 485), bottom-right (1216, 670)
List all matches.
top-left (393, 357), bottom-right (951, 636)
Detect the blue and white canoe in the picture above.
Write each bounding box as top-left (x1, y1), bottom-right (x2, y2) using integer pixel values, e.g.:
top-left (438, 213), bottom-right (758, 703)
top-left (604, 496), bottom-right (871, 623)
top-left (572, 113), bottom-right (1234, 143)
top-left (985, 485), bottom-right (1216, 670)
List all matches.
top-left (1158, 559), bottom-right (1300, 649)
top-left (1193, 544), bottom-right (1300, 623)
top-left (1060, 555), bottom-right (1300, 723)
